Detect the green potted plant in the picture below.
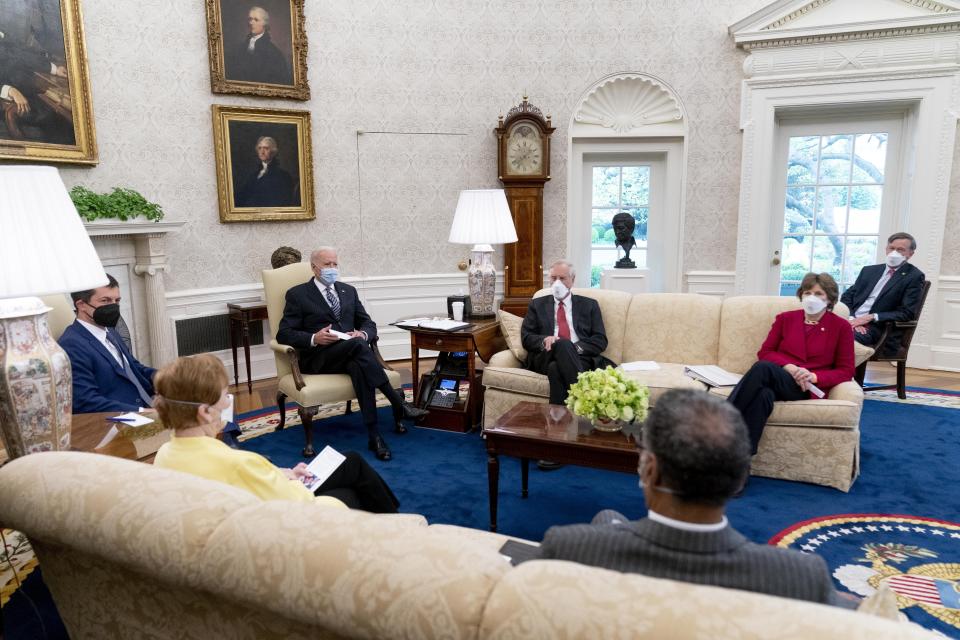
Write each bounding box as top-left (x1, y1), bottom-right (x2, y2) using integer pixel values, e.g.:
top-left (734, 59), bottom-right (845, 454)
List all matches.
top-left (69, 186), bottom-right (164, 222)
top-left (566, 366), bottom-right (650, 432)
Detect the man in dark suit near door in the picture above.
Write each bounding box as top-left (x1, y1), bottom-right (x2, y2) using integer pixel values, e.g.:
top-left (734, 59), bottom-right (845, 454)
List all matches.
top-left (521, 259), bottom-right (613, 405)
top-left (534, 389), bottom-right (844, 606)
top-left (277, 247), bottom-right (426, 461)
top-left (840, 231), bottom-right (925, 355)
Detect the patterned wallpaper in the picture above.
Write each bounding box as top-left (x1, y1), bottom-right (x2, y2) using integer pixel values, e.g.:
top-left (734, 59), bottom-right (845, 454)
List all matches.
top-left (58, 0), bottom-right (960, 292)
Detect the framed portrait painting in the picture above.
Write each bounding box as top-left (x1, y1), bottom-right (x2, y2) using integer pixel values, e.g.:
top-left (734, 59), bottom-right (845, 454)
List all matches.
top-left (205, 0), bottom-right (309, 100)
top-left (0, 0), bottom-right (97, 164)
top-left (212, 105), bottom-right (314, 223)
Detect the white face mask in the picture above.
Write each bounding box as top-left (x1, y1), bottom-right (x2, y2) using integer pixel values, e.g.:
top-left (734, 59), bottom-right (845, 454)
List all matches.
top-left (551, 279), bottom-right (569, 300)
top-left (801, 294), bottom-right (827, 315)
top-left (886, 251), bottom-right (906, 268)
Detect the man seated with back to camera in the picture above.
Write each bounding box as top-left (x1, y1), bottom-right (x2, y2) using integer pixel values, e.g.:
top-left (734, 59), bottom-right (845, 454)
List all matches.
top-left (533, 389), bottom-right (849, 606)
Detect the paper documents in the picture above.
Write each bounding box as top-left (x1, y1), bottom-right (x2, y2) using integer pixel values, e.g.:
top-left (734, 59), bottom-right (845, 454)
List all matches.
top-left (807, 383), bottom-right (825, 398)
top-left (330, 329), bottom-right (354, 341)
top-left (419, 319), bottom-right (469, 331)
top-left (620, 361), bottom-right (660, 372)
top-left (299, 446), bottom-right (347, 492)
top-left (683, 365), bottom-right (742, 387)
top-left (108, 412), bottom-right (155, 427)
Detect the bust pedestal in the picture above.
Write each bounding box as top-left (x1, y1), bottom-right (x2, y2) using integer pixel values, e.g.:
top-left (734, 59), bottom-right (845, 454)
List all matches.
top-left (600, 268), bottom-right (649, 294)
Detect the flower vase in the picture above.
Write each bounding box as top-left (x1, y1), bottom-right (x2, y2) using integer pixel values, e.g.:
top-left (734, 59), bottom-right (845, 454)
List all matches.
top-left (591, 416), bottom-right (623, 432)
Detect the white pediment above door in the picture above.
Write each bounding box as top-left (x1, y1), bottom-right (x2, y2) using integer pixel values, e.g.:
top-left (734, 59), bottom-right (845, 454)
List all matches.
top-left (731, 0), bottom-right (960, 48)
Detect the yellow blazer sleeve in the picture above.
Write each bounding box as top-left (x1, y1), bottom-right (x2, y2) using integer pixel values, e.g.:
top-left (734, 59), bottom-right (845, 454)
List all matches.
top-left (231, 453), bottom-right (346, 508)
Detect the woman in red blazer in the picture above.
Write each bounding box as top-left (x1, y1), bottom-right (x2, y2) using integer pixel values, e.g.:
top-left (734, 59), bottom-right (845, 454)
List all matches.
top-left (729, 272), bottom-right (855, 456)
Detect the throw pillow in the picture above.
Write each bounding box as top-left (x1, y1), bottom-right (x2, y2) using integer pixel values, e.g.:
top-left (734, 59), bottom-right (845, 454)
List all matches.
top-left (498, 309), bottom-right (527, 362)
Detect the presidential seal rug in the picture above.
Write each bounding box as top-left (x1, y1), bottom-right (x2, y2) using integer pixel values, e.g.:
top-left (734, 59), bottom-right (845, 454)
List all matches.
top-left (771, 514), bottom-right (960, 637)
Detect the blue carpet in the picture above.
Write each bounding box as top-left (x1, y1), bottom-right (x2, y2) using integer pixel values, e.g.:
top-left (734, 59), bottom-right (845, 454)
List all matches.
top-left (238, 399), bottom-right (960, 544)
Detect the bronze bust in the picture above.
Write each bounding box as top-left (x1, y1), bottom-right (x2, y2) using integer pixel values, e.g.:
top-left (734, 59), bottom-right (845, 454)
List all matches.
top-left (612, 211), bottom-right (636, 269)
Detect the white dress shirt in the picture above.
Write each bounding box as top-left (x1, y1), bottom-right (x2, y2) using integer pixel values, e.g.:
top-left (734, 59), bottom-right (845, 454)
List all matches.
top-left (77, 318), bottom-right (124, 366)
top-left (551, 295), bottom-right (580, 343)
top-left (854, 265), bottom-right (900, 319)
top-left (647, 508), bottom-right (729, 532)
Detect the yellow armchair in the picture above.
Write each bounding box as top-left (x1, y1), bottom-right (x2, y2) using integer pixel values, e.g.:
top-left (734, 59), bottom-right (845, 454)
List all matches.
top-left (262, 263), bottom-right (401, 456)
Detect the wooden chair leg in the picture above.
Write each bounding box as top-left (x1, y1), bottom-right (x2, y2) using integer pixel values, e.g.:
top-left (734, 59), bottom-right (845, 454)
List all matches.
top-left (897, 362), bottom-right (907, 400)
top-left (344, 400), bottom-right (352, 415)
top-left (298, 406), bottom-right (319, 457)
top-left (275, 392), bottom-right (288, 431)
top-left (854, 361), bottom-right (867, 387)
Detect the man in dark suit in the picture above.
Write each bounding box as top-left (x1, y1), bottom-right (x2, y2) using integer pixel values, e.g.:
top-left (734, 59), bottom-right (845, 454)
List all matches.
top-left (235, 136), bottom-right (297, 208)
top-left (840, 232), bottom-right (925, 355)
top-left (536, 389), bottom-right (845, 606)
top-left (59, 275), bottom-right (156, 414)
top-left (521, 259), bottom-right (612, 405)
top-left (224, 6), bottom-right (293, 85)
top-left (277, 247), bottom-right (426, 460)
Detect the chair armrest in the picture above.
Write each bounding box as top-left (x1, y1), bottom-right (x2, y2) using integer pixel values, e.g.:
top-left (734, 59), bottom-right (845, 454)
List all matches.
top-left (488, 350), bottom-right (523, 368)
top-left (892, 320), bottom-right (918, 329)
top-left (270, 340), bottom-right (306, 390)
top-left (370, 337), bottom-right (394, 372)
top-left (827, 380), bottom-right (864, 404)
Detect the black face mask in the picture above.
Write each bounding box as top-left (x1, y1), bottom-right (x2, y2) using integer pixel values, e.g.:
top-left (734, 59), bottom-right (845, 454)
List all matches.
top-left (88, 302), bottom-right (121, 328)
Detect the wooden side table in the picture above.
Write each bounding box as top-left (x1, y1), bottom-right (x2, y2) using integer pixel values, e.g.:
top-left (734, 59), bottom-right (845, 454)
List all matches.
top-left (396, 317), bottom-right (505, 432)
top-left (227, 301), bottom-right (270, 394)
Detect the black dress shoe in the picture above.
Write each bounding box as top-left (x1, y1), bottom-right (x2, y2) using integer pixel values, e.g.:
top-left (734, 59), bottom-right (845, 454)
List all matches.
top-left (398, 401), bottom-right (429, 420)
top-left (368, 435), bottom-right (392, 461)
top-left (537, 460), bottom-right (564, 471)
top-left (394, 421), bottom-right (408, 435)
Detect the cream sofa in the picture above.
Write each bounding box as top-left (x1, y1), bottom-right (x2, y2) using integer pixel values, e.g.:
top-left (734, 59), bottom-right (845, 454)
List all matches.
top-left (483, 290), bottom-right (869, 492)
top-left (0, 452), bottom-right (934, 640)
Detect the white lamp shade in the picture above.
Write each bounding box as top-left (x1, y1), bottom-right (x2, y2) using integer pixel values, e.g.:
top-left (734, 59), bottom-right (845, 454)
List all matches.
top-left (448, 189), bottom-right (518, 245)
top-left (0, 166), bottom-right (107, 298)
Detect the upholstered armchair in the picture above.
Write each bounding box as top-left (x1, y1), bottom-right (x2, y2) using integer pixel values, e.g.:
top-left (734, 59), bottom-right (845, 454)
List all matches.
top-left (262, 262), bottom-right (401, 456)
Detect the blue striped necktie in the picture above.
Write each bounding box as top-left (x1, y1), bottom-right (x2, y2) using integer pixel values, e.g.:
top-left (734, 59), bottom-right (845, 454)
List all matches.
top-left (106, 331), bottom-right (154, 407)
top-left (325, 286), bottom-right (341, 321)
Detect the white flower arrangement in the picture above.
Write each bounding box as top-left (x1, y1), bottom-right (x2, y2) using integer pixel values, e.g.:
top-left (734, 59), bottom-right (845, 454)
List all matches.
top-left (565, 366), bottom-right (650, 424)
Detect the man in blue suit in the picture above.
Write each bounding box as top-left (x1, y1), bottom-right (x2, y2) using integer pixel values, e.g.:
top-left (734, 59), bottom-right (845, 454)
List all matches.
top-left (840, 232), bottom-right (925, 355)
top-left (59, 275), bottom-right (156, 414)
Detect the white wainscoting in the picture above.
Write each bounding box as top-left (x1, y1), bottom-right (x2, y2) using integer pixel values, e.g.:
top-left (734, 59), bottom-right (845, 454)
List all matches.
top-left (684, 271), bottom-right (737, 298)
top-left (922, 276), bottom-right (960, 372)
top-left (165, 272), bottom-right (503, 383)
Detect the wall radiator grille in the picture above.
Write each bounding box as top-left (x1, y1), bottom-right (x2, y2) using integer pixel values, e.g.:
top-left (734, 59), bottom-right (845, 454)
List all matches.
top-left (175, 314), bottom-right (265, 357)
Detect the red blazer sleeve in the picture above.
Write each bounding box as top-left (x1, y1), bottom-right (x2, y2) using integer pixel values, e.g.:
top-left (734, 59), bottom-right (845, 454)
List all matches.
top-left (810, 316), bottom-right (855, 391)
top-left (757, 313), bottom-right (793, 367)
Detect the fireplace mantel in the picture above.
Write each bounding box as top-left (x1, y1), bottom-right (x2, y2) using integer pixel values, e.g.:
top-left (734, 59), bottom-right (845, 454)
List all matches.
top-left (84, 220), bottom-right (185, 367)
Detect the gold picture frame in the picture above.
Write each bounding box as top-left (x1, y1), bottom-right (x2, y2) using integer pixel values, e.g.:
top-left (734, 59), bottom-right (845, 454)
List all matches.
top-left (212, 104), bottom-right (314, 223)
top-left (0, 0), bottom-right (97, 164)
top-left (205, 0), bottom-right (309, 100)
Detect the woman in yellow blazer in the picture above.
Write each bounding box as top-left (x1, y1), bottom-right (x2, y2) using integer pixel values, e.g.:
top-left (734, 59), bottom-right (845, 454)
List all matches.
top-left (153, 354), bottom-right (398, 513)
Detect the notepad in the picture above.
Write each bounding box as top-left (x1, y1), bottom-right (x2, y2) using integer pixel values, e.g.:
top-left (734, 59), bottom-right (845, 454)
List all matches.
top-left (620, 361), bottom-right (660, 372)
top-left (683, 365), bottom-right (742, 387)
top-left (299, 446), bottom-right (347, 492)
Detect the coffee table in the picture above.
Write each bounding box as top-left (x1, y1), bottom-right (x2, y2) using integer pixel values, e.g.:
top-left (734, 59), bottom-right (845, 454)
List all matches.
top-left (483, 401), bottom-right (641, 532)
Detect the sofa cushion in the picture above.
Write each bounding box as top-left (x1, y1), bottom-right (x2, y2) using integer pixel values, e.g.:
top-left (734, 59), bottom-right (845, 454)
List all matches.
top-left (621, 363), bottom-right (709, 404)
top-left (718, 298), bottom-right (852, 374)
top-left (483, 366), bottom-right (550, 397)
top-left (622, 294), bottom-right (722, 364)
top-left (709, 386), bottom-right (860, 427)
top-left (534, 287), bottom-right (632, 364)
top-left (497, 309), bottom-right (527, 362)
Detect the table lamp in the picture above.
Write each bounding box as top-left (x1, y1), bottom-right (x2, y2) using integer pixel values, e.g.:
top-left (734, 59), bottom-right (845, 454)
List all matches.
top-left (0, 165), bottom-right (107, 459)
top-left (448, 189), bottom-right (517, 317)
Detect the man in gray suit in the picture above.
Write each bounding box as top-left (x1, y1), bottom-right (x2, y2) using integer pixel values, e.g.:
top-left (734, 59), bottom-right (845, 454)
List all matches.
top-left (537, 389), bottom-right (843, 606)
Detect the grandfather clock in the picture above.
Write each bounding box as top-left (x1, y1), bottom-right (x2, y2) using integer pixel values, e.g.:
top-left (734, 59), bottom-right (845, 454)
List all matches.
top-left (495, 96), bottom-right (555, 317)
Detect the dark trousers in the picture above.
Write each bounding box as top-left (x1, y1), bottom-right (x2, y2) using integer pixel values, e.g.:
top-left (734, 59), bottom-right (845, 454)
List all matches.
top-left (728, 361), bottom-right (807, 454)
top-left (529, 340), bottom-right (596, 404)
top-left (314, 451), bottom-right (399, 513)
top-left (853, 323), bottom-right (883, 347)
top-left (300, 339), bottom-right (400, 437)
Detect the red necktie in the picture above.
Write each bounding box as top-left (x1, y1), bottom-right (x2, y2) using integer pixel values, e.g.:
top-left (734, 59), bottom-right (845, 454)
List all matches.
top-left (887, 267), bottom-right (896, 277)
top-left (556, 301), bottom-right (571, 340)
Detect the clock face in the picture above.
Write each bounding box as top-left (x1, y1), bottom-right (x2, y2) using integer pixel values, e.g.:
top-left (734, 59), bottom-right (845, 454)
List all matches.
top-left (506, 122), bottom-right (543, 176)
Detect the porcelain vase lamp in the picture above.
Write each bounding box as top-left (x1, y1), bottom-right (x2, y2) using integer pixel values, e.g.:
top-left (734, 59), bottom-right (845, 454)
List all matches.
top-left (448, 189), bottom-right (518, 318)
top-left (0, 166), bottom-right (108, 459)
